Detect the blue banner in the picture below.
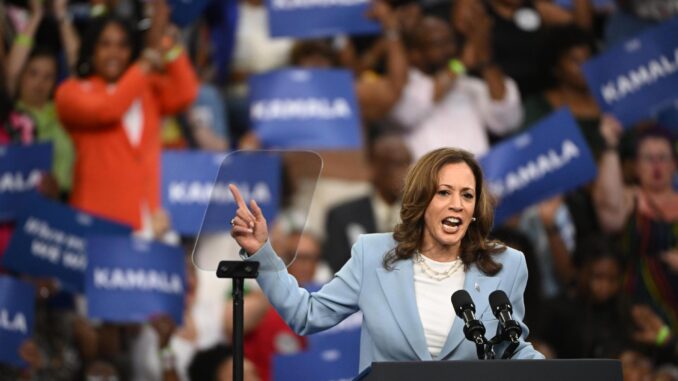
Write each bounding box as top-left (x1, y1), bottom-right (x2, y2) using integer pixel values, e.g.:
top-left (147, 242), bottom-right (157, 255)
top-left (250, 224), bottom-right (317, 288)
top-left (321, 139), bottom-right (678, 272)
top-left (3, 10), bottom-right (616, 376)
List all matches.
top-left (553, 0), bottom-right (614, 9)
top-left (162, 151), bottom-right (224, 235)
top-left (249, 69), bottom-right (362, 149)
top-left (479, 109), bottom-right (597, 224)
top-left (275, 327), bottom-right (360, 381)
top-left (168, 0), bottom-right (212, 27)
top-left (2, 196), bottom-right (131, 293)
top-left (167, 151), bottom-right (282, 236)
top-left (582, 18), bottom-right (678, 126)
top-left (267, 0), bottom-right (379, 38)
top-left (85, 236), bottom-right (186, 324)
top-left (0, 276), bottom-right (35, 368)
top-left (0, 143), bottom-right (52, 221)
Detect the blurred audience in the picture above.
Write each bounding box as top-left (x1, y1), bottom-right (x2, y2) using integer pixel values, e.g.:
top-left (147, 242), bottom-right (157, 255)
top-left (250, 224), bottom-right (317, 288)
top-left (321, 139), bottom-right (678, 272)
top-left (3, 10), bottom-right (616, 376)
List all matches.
top-left (324, 130), bottom-right (412, 272)
top-left (594, 120), bottom-right (678, 330)
top-left (389, 15), bottom-right (522, 159)
top-left (54, 8), bottom-right (198, 236)
top-left (2, 0), bottom-right (678, 379)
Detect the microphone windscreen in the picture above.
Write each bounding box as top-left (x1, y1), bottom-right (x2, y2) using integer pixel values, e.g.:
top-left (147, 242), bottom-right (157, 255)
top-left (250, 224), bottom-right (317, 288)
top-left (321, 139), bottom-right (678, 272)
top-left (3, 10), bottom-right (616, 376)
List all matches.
top-left (451, 289), bottom-right (474, 316)
top-left (489, 290), bottom-right (511, 316)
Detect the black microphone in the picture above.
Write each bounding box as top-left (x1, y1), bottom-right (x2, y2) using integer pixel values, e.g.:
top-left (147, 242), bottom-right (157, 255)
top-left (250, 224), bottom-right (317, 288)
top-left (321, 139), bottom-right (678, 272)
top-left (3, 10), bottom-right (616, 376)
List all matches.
top-left (451, 290), bottom-right (486, 345)
top-left (489, 290), bottom-right (522, 343)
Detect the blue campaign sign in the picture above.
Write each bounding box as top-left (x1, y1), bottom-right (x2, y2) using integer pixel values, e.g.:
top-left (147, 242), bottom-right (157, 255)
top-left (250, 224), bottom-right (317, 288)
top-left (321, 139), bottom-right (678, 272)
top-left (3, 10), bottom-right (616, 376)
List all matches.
top-left (85, 236), bottom-right (186, 324)
top-left (162, 151), bottom-right (224, 235)
top-left (2, 195), bottom-right (131, 293)
top-left (274, 328), bottom-right (360, 381)
top-left (190, 151), bottom-right (282, 235)
top-left (0, 143), bottom-right (52, 221)
top-left (553, 0), bottom-right (614, 9)
top-left (267, 0), bottom-right (379, 38)
top-left (249, 69), bottom-right (362, 149)
top-left (479, 109), bottom-right (598, 224)
top-left (0, 276), bottom-right (35, 368)
top-left (167, 0), bottom-right (211, 27)
top-left (582, 18), bottom-right (678, 126)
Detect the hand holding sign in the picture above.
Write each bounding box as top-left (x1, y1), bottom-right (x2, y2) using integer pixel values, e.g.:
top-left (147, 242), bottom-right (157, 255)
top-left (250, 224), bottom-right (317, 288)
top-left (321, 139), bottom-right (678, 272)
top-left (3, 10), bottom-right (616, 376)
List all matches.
top-left (599, 114), bottom-right (623, 150)
top-left (228, 184), bottom-right (269, 255)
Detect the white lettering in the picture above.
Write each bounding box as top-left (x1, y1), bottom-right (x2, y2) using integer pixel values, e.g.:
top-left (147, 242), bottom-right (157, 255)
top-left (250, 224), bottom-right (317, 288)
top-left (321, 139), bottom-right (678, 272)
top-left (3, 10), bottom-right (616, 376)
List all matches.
top-left (62, 251), bottom-right (87, 271)
top-left (600, 48), bottom-right (678, 104)
top-left (93, 268), bottom-right (184, 294)
top-left (168, 182), bottom-right (272, 204)
top-left (492, 140), bottom-right (581, 198)
top-left (272, 0), bottom-right (367, 9)
top-left (0, 310), bottom-right (27, 334)
top-left (251, 98), bottom-right (352, 120)
top-left (31, 240), bottom-right (61, 263)
top-left (0, 170), bottom-right (41, 192)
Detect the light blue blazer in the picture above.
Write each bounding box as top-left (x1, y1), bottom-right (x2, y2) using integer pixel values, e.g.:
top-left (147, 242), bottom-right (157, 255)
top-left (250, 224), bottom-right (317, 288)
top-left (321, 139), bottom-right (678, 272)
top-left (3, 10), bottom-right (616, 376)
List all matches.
top-left (244, 233), bottom-right (544, 372)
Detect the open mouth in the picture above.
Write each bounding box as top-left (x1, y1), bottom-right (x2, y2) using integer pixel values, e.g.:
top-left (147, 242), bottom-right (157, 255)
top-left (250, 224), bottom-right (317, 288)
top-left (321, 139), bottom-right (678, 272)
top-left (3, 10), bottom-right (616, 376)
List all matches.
top-left (442, 217), bottom-right (462, 231)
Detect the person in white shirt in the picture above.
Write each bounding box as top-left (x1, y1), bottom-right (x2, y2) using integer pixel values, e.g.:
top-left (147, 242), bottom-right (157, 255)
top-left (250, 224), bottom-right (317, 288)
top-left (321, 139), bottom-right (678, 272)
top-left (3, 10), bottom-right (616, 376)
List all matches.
top-left (389, 15), bottom-right (522, 159)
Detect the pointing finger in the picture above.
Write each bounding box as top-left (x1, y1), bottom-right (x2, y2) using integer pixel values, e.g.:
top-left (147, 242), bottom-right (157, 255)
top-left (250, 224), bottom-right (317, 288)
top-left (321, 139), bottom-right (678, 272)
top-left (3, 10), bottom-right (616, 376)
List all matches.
top-left (229, 184), bottom-right (248, 210)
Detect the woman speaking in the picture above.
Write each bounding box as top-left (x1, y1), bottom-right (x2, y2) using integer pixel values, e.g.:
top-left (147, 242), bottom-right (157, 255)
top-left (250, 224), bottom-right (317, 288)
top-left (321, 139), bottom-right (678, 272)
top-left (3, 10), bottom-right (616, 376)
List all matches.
top-left (228, 148), bottom-right (543, 371)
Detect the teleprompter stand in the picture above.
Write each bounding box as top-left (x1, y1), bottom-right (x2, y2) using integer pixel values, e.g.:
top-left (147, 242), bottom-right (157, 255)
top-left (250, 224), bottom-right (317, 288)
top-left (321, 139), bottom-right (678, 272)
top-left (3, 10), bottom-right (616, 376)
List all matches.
top-left (217, 260), bottom-right (260, 381)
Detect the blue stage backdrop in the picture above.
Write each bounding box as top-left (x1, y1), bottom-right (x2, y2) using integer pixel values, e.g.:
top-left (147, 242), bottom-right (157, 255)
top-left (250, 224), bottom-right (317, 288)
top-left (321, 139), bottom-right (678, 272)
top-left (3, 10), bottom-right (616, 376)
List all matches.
top-left (0, 276), bottom-right (35, 368)
top-left (249, 69), bottom-right (362, 149)
top-left (0, 143), bottom-right (52, 221)
top-left (86, 236), bottom-right (186, 324)
top-left (2, 195), bottom-right (131, 293)
top-left (582, 17), bottom-right (678, 126)
top-left (479, 109), bottom-right (598, 224)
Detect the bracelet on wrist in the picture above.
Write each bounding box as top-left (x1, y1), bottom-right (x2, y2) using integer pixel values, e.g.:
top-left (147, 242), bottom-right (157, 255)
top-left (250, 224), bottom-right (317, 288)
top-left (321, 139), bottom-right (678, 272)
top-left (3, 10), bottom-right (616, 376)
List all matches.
top-left (448, 59), bottom-right (466, 76)
top-left (656, 325), bottom-right (672, 347)
top-left (15, 33), bottom-right (34, 48)
top-left (164, 45), bottom-right (183, 63)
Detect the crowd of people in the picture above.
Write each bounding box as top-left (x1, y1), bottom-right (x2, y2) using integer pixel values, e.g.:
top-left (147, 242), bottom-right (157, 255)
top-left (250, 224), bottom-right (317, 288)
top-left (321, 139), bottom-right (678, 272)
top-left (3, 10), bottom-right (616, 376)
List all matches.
top-left (1, 0), bottom-right (678, 380)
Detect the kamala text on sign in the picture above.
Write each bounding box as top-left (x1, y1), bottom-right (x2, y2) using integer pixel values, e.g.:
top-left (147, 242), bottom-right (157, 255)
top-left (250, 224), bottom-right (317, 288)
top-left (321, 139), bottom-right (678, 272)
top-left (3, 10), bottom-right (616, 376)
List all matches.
top-left (0, 276), bottom-right (35, 368)
top-left (86, 236), bottom-right (186, 324)
top-left (162, 151), bottom-right (281, 235)
top-left (249, 69), bottom-right (362, 149)
top-left (582, 18), bottom-right (678, 126)
top-left (0, 143), bottom-right (52, 221)
top-left (479, 108), bottom-right (597, 224)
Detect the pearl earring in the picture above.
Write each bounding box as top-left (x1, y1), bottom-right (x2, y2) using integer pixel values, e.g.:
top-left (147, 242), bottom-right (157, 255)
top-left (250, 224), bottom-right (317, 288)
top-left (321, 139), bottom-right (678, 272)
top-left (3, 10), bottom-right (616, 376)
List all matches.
top-left (471, 217), bottom-right (477, 222)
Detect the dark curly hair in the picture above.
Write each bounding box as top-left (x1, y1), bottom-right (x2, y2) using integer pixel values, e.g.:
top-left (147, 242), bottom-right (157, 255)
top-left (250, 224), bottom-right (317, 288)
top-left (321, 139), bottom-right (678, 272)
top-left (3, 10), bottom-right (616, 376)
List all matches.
top-left (383, 148), bottom-right (505, 275)
top-left (75, 15), bottom-right (141, 78)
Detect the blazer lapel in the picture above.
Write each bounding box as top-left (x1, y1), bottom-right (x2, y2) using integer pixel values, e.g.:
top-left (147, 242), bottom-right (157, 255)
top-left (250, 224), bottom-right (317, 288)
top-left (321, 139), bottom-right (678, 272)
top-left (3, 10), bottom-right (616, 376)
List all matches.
top-left (436, 264), bottom-right (500, 359)
top-left (376, 260), bottom-right (431, 361)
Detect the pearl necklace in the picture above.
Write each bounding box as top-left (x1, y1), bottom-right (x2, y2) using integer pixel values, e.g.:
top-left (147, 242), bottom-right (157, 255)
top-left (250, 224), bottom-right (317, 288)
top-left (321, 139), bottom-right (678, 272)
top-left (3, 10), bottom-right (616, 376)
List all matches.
top-left (413, 251), bottom-right (463, 281)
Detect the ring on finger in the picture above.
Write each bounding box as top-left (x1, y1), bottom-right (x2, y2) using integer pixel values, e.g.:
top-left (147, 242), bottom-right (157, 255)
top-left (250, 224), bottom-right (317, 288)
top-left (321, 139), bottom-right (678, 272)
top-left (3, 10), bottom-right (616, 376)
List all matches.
top-left (230, 218), bottom-right (236, 226)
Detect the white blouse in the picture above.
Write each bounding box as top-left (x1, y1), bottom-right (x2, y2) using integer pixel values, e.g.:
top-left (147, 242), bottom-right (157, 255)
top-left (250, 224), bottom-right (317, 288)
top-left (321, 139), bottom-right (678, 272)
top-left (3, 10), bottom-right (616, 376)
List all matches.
top-left (413, 255), bottom-right (466, 357)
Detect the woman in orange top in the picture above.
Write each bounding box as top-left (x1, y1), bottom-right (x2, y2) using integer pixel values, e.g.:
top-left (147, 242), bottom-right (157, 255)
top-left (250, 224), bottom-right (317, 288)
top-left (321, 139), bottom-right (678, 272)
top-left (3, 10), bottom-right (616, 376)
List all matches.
top-left (55, 14), bottom-right (198, 232)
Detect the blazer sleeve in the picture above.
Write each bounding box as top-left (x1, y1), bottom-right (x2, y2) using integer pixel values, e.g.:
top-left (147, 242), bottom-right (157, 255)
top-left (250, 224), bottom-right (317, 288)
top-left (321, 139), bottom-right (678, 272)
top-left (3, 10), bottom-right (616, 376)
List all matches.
top-left (55, 65), bottom-right (149, 130)
top-left (505, 252), bottom-right (545, 360)
top-left (149, 52), bottom-right (199, 116)
top-left (244, 237), bottom-right (363, 335)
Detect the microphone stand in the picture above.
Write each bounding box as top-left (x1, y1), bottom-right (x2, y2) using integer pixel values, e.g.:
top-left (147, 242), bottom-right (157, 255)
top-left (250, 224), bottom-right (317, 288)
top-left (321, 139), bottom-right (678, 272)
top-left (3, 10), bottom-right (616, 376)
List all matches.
top-left (217, 260), bottom-right (260, 381)
top-left (489, 328), bottom-right (520, 359)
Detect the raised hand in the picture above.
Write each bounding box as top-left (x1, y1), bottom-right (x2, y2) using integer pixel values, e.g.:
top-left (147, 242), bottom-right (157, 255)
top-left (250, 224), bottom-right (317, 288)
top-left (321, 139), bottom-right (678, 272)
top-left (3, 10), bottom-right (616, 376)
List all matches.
top-left (228, 184), bottom-right (269, 255)
top-left (599, 114), bottom-right (623, 150)
top-left (537, 195), bottom-right (563, 228)
top-left (631, 305), bottom-right (671, 346)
